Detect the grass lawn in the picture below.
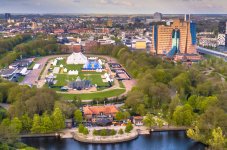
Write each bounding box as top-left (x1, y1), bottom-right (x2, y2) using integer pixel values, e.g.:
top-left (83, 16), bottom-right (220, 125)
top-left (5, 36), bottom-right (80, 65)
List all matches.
top-left (54, 74), bottom-right (109, 87)
top-left (119, 81), bottom-right (125, 88)
top-left (59, 89), bottom-right (126, 100)
top-left (18, 76), bottom-right (25, 82)
top-left (28, 62), bottom-right (36, 70)
top-left (53, 58), bottom-right (109, 87)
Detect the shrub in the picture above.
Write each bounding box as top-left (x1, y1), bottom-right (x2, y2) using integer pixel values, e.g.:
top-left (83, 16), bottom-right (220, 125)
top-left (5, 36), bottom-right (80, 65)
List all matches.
top-left (83, 128), bottom-right (89, 135)
top-left (100, 129), bottom-right (107, 136)
top-left (78, 124), bottom-right (84, 133)
top-left (93, 129), bottom-right (98, 136)
top-left (125, 122), bottom-right (133, 133)
top-left (118, 129), bottom-right (124, 135)
top-left (110, 129), bottom-right (117, 135)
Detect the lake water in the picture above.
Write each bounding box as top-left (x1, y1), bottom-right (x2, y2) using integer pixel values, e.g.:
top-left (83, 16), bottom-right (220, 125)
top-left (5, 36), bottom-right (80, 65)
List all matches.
top-left (21, 131), bottom-right (206, 150)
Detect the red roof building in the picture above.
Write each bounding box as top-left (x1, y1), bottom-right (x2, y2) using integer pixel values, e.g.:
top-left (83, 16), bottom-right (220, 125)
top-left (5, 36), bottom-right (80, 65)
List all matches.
top-left (83, 105), bottom-right (119, 123)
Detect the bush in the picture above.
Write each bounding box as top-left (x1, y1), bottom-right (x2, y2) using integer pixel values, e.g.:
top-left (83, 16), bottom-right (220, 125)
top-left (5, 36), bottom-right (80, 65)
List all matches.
top-left (93, 129), bottom-right (98, 136)
top-left (110, 129), bottom-right (117, 135)
top-left (78, 124), bottom-right (84, 133)
top-left (100, 129), bottom-right (107, 136)
top-left (118, 129), bottom-right (124, 135)
top-left (83, 128), bottom-right (89, 135)
top-left (125, 122), bottom-right (133, 133)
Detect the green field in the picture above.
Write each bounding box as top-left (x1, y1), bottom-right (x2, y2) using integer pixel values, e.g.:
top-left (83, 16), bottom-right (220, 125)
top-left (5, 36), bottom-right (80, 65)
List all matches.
top-left (59, 89), bottom-right (126, 100)
top-left (50, 58), bottom-right (110, 89)
top-left (54, 74), bottom-right (109, 87)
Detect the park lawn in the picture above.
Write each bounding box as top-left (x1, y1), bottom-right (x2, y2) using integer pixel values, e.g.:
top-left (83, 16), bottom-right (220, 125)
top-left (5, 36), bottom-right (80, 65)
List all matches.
top-left (57, 59), bottom-right (83, 71)
top-left (55, 74), bottom-right (85, 86)
top-left (59, 89), bottom-right (126, 100)
top-left (18, 76), bottom-right (25, 83)
top-left (27, 61), bottom-right (36, 70)
top-left (84, 74), bottom-right (109, 86)
top-left (55, 74), bottom-right (108, 87)
top-left (119, 81), bottom-right (125, 88)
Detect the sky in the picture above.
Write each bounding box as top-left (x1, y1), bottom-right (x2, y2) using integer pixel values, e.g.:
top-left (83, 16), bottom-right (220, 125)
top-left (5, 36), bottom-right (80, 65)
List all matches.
top-left (1, 0), bottom-right (227, 14)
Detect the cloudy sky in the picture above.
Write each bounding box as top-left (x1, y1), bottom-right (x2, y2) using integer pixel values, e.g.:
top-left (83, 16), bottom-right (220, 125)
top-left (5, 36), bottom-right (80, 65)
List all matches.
top-left (1, 0), bottom-right (227, 14)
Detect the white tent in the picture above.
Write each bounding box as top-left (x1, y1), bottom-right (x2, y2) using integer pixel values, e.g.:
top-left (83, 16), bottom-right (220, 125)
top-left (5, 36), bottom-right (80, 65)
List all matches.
top-left (68, 70), bottom-right (79, 75)
top-left (52, 59), bottom-right (58, 66)
top-left (98, 59), bottom-right (103, 65)
top-left (63, 68), bottom-right (68, 73)
top-left (66, 52), bottom-right (88, 64)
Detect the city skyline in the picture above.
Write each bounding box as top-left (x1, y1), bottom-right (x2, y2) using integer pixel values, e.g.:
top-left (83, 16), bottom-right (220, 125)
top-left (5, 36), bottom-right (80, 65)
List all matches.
top-left (1, 0), bottom-right (227, 14)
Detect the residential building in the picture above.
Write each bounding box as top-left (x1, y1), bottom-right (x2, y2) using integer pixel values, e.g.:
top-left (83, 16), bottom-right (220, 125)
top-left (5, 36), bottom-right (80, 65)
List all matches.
top-left (83, 105), bottom-right (119, 125)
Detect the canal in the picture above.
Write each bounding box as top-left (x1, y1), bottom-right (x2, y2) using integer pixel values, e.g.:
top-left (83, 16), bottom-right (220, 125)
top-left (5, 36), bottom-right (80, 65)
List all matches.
top-left (21, 131), bottom-right (206, 150)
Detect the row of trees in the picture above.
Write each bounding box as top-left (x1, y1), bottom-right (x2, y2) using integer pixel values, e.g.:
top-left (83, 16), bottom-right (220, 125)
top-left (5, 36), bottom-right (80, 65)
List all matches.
top-left (0, 107), bottom-right (65, 134)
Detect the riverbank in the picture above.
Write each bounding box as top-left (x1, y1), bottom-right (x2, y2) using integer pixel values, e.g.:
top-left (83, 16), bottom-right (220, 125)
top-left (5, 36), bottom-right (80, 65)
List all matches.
top-left (74, 127), bottom-right (139, 144)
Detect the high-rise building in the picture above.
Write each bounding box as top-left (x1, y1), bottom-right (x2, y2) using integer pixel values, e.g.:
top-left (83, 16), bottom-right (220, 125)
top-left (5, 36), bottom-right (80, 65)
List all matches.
top-left (218, 21), bottom-right (226, 34)
top-left (218, 21), bottom-right (227, 47)
top-left (151, 19), bottom-right (197, 57)
top-left (5, 13), bottom-right (11, 21)
top-left (107, 19), bottom-right (113, 27)
top-left (153, 12), bottom-right (162, 22)
top-left (184, 14), bottom-right (190, 22)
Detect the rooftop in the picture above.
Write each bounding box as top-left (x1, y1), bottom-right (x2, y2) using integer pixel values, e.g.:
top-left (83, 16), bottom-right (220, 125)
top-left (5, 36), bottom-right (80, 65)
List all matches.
top-left (83, 105), bottom-right (118, 115)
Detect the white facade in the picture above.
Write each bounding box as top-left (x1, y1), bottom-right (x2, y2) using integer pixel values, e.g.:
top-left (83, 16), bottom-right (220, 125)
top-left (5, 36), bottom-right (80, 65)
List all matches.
top-left (218, 34), bottom-right (225, 46)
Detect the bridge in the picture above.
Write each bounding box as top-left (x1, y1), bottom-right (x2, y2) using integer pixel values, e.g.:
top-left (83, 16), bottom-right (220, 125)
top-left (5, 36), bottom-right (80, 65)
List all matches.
top-left (197, 46), bottom-right (227, 60)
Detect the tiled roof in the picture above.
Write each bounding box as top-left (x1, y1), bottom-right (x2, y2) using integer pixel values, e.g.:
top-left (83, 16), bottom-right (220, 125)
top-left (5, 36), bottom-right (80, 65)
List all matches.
top-left (83, 105), bottom-right (118, 115)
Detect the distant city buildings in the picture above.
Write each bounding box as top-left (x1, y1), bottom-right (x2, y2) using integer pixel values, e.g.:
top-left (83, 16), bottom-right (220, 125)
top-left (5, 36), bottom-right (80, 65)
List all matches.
top-left (107, 19), bottom-right (113, 27)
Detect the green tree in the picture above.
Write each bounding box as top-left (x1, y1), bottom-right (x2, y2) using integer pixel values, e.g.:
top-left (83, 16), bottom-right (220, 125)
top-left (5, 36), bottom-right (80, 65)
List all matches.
top-left (187, 126), bottom-right (201, 142)
top-left (52, 107), bottom-right (65, 131)
top-left (78, 124), bottom-right (84, 133)
top-left (21, 114), bottom-right (32, 133)
top-left (123, 111), bottom-right (130, 120)
top-left (74, 110), bottom-right (83, 124)
top-left (100, 129), bottom-right (107, 136)
top-left (173, 104), bottom-right (194, 126)
top-left (115, 112), bottom-right (124, 121)
top-left (125, 122), bottom-right (133, 133)
top-left (11, 117), bottom-right (22, 133)
top-left (41, 113), bottom-right (54, 133)
top-left (0, 123), bottom-right (19, 144)
top-left (136, 104), bottom-right (146, 116)
top-left (208, 127), bottom-right (225, 150)
top-left (143, 113), bottom-right (156, 130)
top-left (118, 129), bottom-right (124, 135)
top-left (31, 114), bottom-right (41, 133)
top-left (83, 127), bottom-right (89, 135)
top-left (55, 101), bottom-right (76, 119)
top-left (169, 95), bottom-right (181, 117)
top-left (93, 129), bottom-right (98, 136)
top-left (110, 129), bottom-right (116, 135)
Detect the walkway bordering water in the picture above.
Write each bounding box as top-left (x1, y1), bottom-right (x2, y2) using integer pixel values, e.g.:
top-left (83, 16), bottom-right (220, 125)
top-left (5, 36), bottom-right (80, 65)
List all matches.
top-left (73, 129), bottom-right (139, 144)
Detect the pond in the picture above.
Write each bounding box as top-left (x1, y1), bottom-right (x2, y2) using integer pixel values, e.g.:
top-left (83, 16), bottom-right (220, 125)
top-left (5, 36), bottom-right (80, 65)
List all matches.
top-left (21, 131), bottom-right (206, 150)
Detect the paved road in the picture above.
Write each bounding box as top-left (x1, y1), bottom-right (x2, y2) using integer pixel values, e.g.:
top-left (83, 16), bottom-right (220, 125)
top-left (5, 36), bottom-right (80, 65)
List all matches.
top-left (20, 57), bottom-right (50, 86)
